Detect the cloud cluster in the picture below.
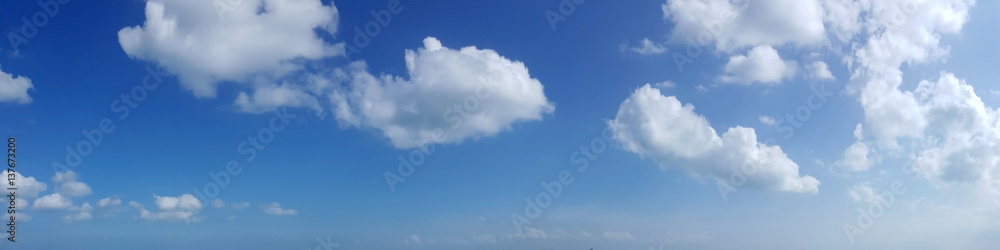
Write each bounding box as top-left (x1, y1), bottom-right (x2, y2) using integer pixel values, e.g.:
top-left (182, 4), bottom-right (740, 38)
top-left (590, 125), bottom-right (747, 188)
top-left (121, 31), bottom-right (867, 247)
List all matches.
top-left (118, 0), bottom-right (342, 98)
top-left (0, 65), bottom-right (33, 104)
top-left (608, 84), bottom-right (820, 193)
top-left (131, 194), bottom-right (204, 222)
top-left (118, 2), bottom-right (555, 149)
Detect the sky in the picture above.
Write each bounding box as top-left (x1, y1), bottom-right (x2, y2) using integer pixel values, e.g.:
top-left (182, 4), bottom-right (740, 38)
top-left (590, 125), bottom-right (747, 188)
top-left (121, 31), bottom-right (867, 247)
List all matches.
top-left (0, 0), bottom-right (999, 249)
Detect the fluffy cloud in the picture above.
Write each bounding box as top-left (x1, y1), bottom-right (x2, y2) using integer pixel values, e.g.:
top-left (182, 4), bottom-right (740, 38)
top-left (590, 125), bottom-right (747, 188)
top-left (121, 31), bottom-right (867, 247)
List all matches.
top-left (627, 38), bottom-right (667, 55)
top-left (847, 182), bottom-right (880, 204)
top-left (0, 65), bottom-right (33, 104)
top-left (662, 0), bottom-right (827, 51)
top-left (64, 203), bottom-right (94, 223)
top-left (53, 171), bottom-right (92, 198)
top-left (262, 202), bottom-right (297, 215)
top-left (833, 124), bottom-right (876, 173)
top-left (97, 196), bottom-right (122, 207)
top-left (331, 37), bottom-right (555, 149)
top-left (132, 194), bottom-right (204, 222)
top-left (805, 61), bottom-right (835, 80)
top-left (3, 172), bottom-right (46, 198)
top-left (33, 193), bottom-right (73, 210)
top-left (837, 1), bottom-right (997, 190)
top-left (719, 45), bottom-right (798, 85)
top-left (608, 84), bottom-right (819, 193)
top-left (118, 0), bottom-right (342, 98)
top-left (759, 115), bottom-right (776, 126)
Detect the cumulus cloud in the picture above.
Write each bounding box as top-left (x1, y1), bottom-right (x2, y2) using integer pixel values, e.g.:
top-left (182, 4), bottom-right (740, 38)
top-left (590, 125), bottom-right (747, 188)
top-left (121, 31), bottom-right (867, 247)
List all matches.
top-left (662, 0), bottom-right (826, 51)
top-left (759, 115), bottom-right (776, 126)
top-left (33, 193), bottom-right (73, 210)
top-left (262, 202), bottom-right (297, 215)
top-left (847, 182), bottom-right (881, 204)
top-left (608, 84), bottom-right (819, 193)
top-left (118, 0), bottom-right (343, 99)
top-left (628, 38), bottom-right (667, 55)
top-left (64, 203), bottom-right (94, 223)
top-left (836, 0), bottom-right (999, 194)
top-left (0, 65), bottom-right (33, 104)
top-left (719, 45), bottom-right (798, 85)
top-left (834, 124), bottom-right (876, 173)
top-left (132, 194), bottom-right (204, 222)
top-left (97, 196), bottom-right (122, 207)
top-left (3, 171), bottom-right (46, 198)
top-left (805, 61), bottom-right (835, 80)
top-left (331, 37), bottom-right (555, 149)
top-left (53, 171), bottom-right (93, 198)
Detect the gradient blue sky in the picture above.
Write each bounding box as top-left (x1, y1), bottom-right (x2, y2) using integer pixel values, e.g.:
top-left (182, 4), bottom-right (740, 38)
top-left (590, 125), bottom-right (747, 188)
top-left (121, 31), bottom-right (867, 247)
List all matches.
top-left (1, 0), bottom-right (999, 249)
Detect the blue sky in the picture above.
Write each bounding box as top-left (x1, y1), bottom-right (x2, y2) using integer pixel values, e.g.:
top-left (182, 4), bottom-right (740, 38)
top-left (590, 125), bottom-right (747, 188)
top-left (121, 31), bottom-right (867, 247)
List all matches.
top-left (1, 0), bottom-right (999, 249)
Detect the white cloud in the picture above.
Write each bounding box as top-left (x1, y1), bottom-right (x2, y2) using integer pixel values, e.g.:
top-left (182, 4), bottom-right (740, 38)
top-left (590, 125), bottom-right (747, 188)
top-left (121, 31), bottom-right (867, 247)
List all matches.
top-left (232, 202), bottom-right (250, 209)
top-left (97, 196), bottom-right (122, 207)
top-left (847, 182), bottom-right (880, 204)
top-left (662, 0), bottom-right (827, 51)
top-left (33, 193), bottom-right (73, 210)
top-left (719, 45), bottom-right (798, 85)
top-left (53, 171), bottom-right (92, 198)
top-left (805, 61), bottom-right (835, 80)
top-left (63, 202), bottom-right (93, 223)
top-left (653, 80), bottom-right (676, 89)
top-left (695, 85), bottom-right (709, 92)
top-left (262, 202), bottom-right (297, 215)
top-left (3, 172), bottom-right (46, 198)
top-left (602, 231), bottom-right (635, 241)
top-left (0, 65), bottom-right (33, 104)
top-left (834, 124), bottom-right (875, 173)
top-left (759, 115), bottom-right (776, 126)
top-left (608, 84), bottom-right (819, 193)
top-left (132, 194), bottom-right (204, 222)
top-left (118, 0), bottom-right (342, 99)
top-left (331, 37), bottom-right (555, 149)
top-left (990, 90), bottom-right (1000, 98)
top-left (628, 38), bottom-right (667, 55)
top-left (211, 198), bottom-right (225, 208)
